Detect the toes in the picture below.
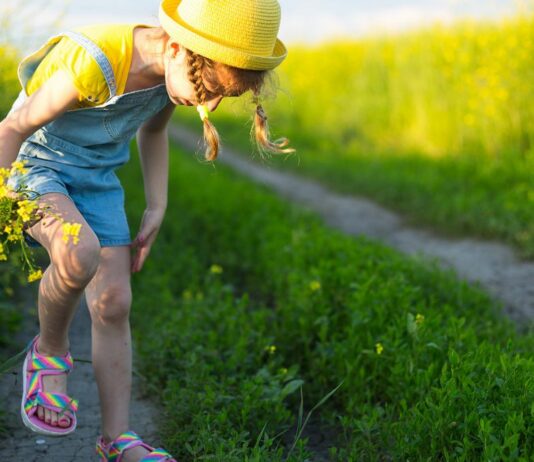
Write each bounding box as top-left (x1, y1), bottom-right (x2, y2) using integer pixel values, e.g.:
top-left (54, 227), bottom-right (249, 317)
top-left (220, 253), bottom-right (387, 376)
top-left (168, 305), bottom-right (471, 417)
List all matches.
top-left (36, 406), bottom-right (70, 427)
top-left (59, 416), bottom-right (71, 427)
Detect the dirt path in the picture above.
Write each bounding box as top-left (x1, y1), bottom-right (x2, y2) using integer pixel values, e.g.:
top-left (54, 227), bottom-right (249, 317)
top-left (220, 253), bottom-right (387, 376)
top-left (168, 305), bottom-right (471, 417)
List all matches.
top-left (169, 125), bottom-right (534, 329)
top-left (0, 285), bottom-right (161, 461)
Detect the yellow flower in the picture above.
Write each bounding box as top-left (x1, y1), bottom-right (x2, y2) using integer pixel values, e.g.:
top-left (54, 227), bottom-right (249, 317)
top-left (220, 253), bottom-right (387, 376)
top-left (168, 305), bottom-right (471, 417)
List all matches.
top-left (415, 313), bottom-right (425, 325)
top-left (61, 222), bottom-right (82, 245)
top-left (7, 222), bottom-right (23, 241)
top-left (16, 199), bottom-right (37, 223)
top-left (264, 345), bottom-right (276, 355)
top-left (182, 289), bottom-right (193, 300)
top-left (3, 220), bottom-right (23, 241)
top-left (10, 160), bottom-right (28, 175)
top-left (210, 264), bottom-right (223, 274)
top-left (375, 343), bottom-right (384, 355)
top-left (0, 167), bottom-right (10, 180)
top-left (28, 269), bottom-right (43, 282)
top-left (309, 280), bottom-right (321, 291)
top-left (0, 243), bottom-right (6, 261)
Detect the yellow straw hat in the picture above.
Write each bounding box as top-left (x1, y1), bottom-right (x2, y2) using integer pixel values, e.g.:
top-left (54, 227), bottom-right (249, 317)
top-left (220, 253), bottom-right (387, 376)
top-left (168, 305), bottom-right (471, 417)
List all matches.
top-left (159, 0), bottom-right (287, 71)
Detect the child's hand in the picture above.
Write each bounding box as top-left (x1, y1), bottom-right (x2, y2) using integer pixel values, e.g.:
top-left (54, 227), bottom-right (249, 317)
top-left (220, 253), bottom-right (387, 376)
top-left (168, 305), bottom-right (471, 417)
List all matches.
top-left (130, 208), bottom-right (165, 273)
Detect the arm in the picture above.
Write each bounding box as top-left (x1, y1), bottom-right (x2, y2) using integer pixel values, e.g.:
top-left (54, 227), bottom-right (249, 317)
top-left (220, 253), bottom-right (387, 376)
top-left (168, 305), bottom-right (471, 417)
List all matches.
top-left (130, 102), bottom-right (175, 273)
top-left (136, 102), bottom-right (176, 210)
top-left (0, 70), bottom-right (80, 169)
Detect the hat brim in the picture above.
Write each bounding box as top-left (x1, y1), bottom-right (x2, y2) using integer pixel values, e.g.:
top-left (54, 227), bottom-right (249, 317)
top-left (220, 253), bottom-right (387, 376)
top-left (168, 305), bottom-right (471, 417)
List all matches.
top-left (159, 0), bottom-right (287, 71)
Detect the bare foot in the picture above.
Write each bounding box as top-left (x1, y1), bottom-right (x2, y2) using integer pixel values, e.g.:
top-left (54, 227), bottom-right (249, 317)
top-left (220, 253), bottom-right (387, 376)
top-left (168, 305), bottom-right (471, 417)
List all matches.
top-left (101, 439), bottom-right (150, 462)
top-left (35, 341), bottom-right (72, 428)
top-left (120, 446), bottom-right (151, 462)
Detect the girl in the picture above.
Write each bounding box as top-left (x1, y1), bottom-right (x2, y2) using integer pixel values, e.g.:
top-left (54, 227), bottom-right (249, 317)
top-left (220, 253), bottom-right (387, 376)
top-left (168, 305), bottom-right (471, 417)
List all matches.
top-left (1, 0), bottom-right (291, 460)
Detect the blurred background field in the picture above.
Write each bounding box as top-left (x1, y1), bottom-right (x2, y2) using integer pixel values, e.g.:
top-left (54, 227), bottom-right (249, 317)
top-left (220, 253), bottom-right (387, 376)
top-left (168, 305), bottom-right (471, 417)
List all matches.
top-left (177, 9), bottom-right (534, 257)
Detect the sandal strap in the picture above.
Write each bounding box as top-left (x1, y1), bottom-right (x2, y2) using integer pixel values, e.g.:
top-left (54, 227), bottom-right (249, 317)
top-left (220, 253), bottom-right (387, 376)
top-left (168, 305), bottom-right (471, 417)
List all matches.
top-left (96, 440), bottom-right (107, 461)
top-left (140, 448), bottom-right (176, 461)
top-left (29, 355), bottom-right (73, 373)
top-left (24, 390), bottom-right (79, 414)
top-left (27, 335), bottom-right (74, 373)
top-left (107, 431), bottom-right (146, 461)
top-left (104, 431), bottom-right (176, 462)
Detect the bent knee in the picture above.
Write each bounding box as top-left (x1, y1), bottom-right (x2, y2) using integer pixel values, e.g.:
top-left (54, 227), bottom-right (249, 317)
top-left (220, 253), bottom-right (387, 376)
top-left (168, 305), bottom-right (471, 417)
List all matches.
top-left (89, 284), bottom-right (132, 325)
top-left (52, 236), bottom-right (101, 288)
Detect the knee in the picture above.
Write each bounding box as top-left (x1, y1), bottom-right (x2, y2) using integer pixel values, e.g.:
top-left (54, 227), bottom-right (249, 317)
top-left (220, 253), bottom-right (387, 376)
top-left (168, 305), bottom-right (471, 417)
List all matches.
top-left (53, 236), bottom-right (101, 289)
top-left (89, 283), bottom-right (132, 325)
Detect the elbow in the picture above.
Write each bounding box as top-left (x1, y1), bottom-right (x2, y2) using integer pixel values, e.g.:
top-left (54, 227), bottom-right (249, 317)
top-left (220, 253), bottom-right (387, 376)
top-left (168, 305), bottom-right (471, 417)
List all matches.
top-left (0, 117), bottom-right (34, 144)
top-left (0, 119), bottom-right (21, 142)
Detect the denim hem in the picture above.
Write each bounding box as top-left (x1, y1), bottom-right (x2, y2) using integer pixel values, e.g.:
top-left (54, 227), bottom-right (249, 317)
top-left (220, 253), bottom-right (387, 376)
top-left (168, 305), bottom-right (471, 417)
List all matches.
top-left (24, 233), bottom-right (43, 248)
top-left (99, 238), bottom-right (132, 247)
top-left (26, 188), bottom-right (70, 201)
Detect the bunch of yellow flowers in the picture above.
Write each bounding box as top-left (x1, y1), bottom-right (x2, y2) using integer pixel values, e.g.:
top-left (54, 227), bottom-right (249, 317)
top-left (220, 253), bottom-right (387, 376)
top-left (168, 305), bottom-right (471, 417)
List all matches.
top-left (1, 160), bottom-right (82, 283)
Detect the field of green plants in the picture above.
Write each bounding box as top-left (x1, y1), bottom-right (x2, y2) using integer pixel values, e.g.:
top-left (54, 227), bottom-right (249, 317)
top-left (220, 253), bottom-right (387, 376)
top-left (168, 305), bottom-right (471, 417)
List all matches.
top-left (0, 45), bottom-right (25, 437)
top-left (177, 12), bottom-right (534, 258)
top-left (1, 10), bottom-right (534, 461)
top-left (120, 145), bottom-right (533, 461)
top-left (1, 138), bottom-right (532, 457)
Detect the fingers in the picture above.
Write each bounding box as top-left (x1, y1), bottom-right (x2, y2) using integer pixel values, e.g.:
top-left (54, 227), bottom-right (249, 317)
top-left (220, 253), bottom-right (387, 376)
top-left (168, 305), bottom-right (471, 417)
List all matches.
top-left (130, 243), bottom-right (151, 273)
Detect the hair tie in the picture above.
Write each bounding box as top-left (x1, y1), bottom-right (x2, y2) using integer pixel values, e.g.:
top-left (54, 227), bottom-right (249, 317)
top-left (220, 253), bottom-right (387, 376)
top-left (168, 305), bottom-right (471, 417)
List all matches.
top-left (197, 104), bottom-right (209, 122)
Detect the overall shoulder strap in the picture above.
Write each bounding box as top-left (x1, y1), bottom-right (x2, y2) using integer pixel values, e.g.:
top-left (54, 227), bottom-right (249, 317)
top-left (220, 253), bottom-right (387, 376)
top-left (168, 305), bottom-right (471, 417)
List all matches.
top-left (63, 30), bottom-right (118, 98)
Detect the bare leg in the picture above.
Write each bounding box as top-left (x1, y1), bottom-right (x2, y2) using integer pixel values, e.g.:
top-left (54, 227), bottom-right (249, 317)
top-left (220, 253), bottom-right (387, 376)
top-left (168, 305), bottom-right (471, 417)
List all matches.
top-left (24, 192), bottom-right (101, 427)
top-left (85, 246), bottom-right (150, 462)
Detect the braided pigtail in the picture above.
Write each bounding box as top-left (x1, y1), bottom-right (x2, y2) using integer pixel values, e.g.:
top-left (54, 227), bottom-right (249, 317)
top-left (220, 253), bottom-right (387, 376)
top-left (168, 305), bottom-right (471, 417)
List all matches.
top-left (252, 91), bottom-right (294, 159)
top-left (186, 50), bottom-right (220, 161)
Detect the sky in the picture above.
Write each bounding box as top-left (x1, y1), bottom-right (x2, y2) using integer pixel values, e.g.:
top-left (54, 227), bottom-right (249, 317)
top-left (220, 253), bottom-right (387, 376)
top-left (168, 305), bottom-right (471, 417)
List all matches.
top-left (1, 0), bottom-right (524, 52)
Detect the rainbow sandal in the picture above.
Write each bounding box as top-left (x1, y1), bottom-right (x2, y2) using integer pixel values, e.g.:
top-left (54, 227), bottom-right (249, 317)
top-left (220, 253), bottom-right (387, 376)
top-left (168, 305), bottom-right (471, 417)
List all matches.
top-left (21, 334), bottom-right (79, 436)
top-left (95, 430), bottom-right (177, 462)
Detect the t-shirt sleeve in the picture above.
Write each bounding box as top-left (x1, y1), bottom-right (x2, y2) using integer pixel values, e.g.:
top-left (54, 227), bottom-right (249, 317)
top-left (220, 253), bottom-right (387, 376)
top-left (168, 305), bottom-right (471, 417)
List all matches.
top-left (26, 37), bottom-right (110, 105)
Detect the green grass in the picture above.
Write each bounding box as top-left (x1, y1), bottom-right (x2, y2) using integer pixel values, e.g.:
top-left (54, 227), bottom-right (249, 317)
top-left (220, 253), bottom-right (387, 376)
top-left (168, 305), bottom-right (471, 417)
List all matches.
top-left (121, 143), bottom-right (534, 461)
top-left (0, 259), bottom-right (26, 438)
top-left (0, 44), bottom-right (34, 437)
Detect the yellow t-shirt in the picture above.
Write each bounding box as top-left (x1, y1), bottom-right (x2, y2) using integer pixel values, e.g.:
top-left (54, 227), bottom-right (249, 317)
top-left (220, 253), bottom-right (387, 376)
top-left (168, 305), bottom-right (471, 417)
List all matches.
top-left (25, 24), bottom-right (148, 108)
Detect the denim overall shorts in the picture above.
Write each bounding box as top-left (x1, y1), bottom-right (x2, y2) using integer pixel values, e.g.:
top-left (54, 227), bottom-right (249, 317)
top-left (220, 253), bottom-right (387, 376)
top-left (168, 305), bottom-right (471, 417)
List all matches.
top-left (7, 30), bottom-right (171, 248)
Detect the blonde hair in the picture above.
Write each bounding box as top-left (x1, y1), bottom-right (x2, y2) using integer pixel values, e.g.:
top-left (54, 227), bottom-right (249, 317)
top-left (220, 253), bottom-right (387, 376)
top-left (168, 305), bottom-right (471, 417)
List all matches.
top-left (152, 26), bottom-right (294, 161)
top-left (184, 49), bottom-right (294, 161)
